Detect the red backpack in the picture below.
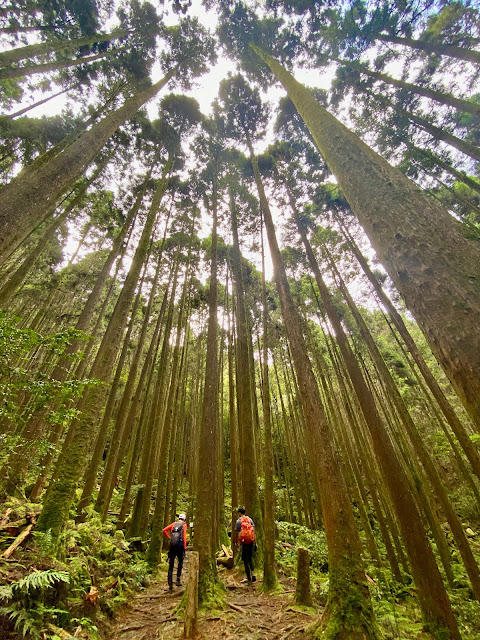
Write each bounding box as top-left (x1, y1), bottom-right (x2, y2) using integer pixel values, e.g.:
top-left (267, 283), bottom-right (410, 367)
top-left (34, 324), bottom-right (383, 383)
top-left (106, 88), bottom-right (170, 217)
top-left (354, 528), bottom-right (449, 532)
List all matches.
top-left (239, 516), bottom-right (255, 543)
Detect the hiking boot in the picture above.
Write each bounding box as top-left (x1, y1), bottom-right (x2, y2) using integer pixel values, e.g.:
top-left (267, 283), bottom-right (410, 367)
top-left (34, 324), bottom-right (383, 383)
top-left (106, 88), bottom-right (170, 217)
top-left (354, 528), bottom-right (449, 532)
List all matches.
top-left (251, 575), bottom-right (256, 583)
top-left (168, 585), bottom-right (173, 592)
top-left (247, 579), bottom-right (252, 586)
top-left (176, 580), bottom-right (182, 587)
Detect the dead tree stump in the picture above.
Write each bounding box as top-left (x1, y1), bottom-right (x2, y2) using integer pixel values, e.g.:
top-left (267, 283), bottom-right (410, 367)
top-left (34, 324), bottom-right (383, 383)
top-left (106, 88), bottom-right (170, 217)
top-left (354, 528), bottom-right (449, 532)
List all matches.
top-left (295, 547), bottom-right (313, 607)
top-left (184, 551), bottom-right (199, 638)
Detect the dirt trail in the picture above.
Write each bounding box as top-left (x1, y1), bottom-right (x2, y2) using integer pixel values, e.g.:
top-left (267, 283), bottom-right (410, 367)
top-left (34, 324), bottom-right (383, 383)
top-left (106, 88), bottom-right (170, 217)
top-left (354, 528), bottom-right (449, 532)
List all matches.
top-left (110, 555), bottom-right (317, 640)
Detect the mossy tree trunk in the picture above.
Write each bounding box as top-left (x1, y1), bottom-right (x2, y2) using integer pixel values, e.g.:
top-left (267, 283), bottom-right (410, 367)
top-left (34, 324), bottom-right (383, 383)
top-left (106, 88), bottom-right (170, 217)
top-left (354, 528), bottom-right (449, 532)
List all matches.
top-left (35, 166), bottom-right (169, 547)
top-left (228, 183), bottom-right (264, 555)
top-left (0, 68), bottom-right (175, 256)
top-left (297, 219), bottom-right (461, 635)
top-left (251, 151), bottom-right (378, 638)
top-left (0, 29), bottom-right (126, 65)
top-left (338, 219), bottom-right (480, 482)
top-left (259, 213), bottom-right (278, 592)
top-left (252, 45), bottom-right (480, 433)
top-left (330, 256), bottom-right (480, 602)
top-left (195, 174), bottom-right (220, 605)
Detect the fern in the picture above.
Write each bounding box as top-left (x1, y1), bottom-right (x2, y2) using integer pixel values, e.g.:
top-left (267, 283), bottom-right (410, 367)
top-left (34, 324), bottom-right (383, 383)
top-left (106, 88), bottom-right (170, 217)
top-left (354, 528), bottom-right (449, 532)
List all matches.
top-left (32, 529), bottom-right (54, 555)
top-left (0, 603), bottom-right (41, 640)
top-left (11, 570), bottom-right (69, 596)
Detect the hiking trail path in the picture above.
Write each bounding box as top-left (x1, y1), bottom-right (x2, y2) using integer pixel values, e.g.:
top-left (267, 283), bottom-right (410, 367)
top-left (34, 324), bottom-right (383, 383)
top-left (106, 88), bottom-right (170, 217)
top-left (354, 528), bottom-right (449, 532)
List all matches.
top-left (110, 553), bottom-right (317, 640)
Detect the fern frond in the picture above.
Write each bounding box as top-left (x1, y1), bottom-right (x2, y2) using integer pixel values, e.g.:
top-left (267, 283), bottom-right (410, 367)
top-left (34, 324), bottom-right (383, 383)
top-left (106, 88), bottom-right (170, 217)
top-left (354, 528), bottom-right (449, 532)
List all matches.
top-left (0, 585), bottom-right (13, 601)
top-left (12, 570), bottom-right (70, 595)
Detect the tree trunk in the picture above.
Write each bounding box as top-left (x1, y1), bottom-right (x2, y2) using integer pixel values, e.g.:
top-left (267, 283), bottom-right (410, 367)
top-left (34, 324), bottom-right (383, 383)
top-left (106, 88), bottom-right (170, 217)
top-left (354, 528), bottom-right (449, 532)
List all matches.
top-left (0, 68), bottom-right (176, 256)
top-left (338, 220), bottom-right (480, 481)
top-left (35, 163), bottom-right (168, 546)
top-left (296, 216), bottom-right (460, 635)
top-left (195, 177), bottom-right (220, 605)
top-left (228, 184), bottom-right (264, 554)
top-left (381, 95), bottom-right (480, 163)
top-left (8, 83), bottom-right (79, 119)
top-left (0, 155), bottom-right (111, 305)
top-left (250, 149), bottom-right (377, 638)
top-left (377, 33), bottom-right (480, 65)
top-left (333, 56), bottom-right (480, 117)
top-left (259, 213), bottom-right (278, 592)
top-left (252, 44), bottom-right (480, 431)
top-left (0, 50), bottom-right (115, 80)
top-left (0, 29), bottom-right (126, 65)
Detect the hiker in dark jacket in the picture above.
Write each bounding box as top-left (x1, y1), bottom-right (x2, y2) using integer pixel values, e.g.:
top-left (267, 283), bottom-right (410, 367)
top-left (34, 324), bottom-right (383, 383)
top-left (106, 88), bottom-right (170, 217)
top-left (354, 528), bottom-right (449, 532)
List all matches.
top-left (234, 506), bottom-right (256, 585)
top-left (163, 513), bottom-right (187, 591)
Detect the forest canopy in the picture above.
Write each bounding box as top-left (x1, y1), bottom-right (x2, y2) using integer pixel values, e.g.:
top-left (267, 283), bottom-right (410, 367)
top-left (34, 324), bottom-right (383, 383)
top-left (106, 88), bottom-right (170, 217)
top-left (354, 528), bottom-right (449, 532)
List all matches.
top-left (0, 1), bottom-right (480, 639)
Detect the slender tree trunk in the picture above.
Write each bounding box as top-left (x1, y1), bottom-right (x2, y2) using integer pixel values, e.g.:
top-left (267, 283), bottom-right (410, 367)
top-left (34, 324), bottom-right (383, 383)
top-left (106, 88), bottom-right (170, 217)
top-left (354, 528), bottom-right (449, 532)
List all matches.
top-left (35, 162), bottom-right (169, 546)
top-left (259, 213), bottom-right (278, 591)
top-left (146, 265), bottom-right (192, 567)
top-left (380, 95), bottom-right (480, 163)
top-left (0, 29), bottom-right (126, 65)
top-left (406, 143), bottom-right (480, 196)
top-left (0, 49), bottom-right (116, 81)
top-left (76, 263), bottom-right (148, 516)
top-left (249, 148), bottom-right (378, 638)
top-left (0, 68), bottom-right (176, 256)
top-left (338, 220), bottom-right (480, 480)
top-left (195, 177), bottom-right (220, 605)
top-left (228, 185), bottom-right (263, 554)
top-left (8, 83), bottom-right (79, 119)
top-left (227, 278), bottom-right (239, 559)
top-left (333, 56), bottom-right (480, 116)
top-left (331, 258), bottom-right (480, 602)
top-left (297, 218), bottom-right (460, 635)
top-left (377, 33), bottom-right (480, 65)
top-left (252, 45), bottom-right (480, 431)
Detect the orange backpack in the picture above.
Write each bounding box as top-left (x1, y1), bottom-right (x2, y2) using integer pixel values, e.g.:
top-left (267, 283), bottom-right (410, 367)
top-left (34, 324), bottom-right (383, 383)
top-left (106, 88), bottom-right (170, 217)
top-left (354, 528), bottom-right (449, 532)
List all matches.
top-left (239, 516), bottom-right (255, 544)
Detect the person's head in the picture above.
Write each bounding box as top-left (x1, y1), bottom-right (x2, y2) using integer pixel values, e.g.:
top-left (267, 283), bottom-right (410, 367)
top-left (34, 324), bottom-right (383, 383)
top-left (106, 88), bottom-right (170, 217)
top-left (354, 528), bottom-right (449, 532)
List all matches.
top-left (178, 513), bottom-right (186, 521)
top-left (237, 506), bottom-right (246, 515)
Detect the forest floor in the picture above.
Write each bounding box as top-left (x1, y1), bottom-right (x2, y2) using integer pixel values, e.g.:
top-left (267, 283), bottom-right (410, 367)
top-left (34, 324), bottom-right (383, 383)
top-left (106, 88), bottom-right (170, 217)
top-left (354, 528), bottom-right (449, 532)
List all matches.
top-left (109, 553), bottom-right (317, 640)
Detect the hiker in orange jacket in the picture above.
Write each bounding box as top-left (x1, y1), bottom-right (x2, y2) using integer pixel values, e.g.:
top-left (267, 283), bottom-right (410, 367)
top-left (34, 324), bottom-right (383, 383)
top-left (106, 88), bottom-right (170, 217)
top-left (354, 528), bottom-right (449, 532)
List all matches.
top-left (234, 506), bottom-right (256, 585)
top-left (163, 513), bottom-right (187, 591)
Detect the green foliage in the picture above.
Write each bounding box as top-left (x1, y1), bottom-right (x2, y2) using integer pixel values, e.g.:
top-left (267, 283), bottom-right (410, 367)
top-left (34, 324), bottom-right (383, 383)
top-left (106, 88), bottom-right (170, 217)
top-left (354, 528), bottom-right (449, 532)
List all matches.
top-left (0, 312), bottom-right (99, 434)
top-left (0, 570), bottom-right (70, 639)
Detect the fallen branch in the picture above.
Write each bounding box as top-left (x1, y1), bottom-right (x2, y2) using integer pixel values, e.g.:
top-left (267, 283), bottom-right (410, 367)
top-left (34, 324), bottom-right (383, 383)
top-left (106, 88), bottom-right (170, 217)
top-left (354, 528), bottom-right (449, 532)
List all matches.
top-left (0, 518), bottom-right (27, 531)
top-left (47, 624), bottom-right (76, 639)
top-left (0, 508), bottom-right (12, 525)
top-left (228, 602), bottom-right (245, 613)
top-left (1, 522), bottom-right (34, 558)
top-left (280, 624), bottom-right (305, 639)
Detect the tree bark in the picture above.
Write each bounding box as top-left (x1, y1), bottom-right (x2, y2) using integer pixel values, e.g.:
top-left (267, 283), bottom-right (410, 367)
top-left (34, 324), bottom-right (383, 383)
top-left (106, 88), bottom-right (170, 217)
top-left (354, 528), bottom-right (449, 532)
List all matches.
top-left (0, 29), bottom-right (126, 66)
top-left (0, 68), bottom-right (176, 257)
top-left (250, 150), bottom-right (378, 638)
top-left (377, 33), bottom-right (480, 65)
top-left (333, 56), bottom-right (480, 116)
top-left (252, 44), bottom-right (480, 431)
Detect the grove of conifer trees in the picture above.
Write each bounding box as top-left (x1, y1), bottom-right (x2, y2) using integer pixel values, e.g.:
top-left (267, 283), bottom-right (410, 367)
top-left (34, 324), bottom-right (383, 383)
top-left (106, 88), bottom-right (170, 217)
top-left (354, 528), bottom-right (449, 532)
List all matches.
top-left (0, 1), bottom-right (480, 639)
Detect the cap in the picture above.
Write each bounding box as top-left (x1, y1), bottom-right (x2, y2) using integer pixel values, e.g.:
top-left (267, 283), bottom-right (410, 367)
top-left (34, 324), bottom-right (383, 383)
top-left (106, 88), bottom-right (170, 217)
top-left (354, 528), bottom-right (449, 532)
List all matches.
top-left (178, 513), bottom-right (186, 521)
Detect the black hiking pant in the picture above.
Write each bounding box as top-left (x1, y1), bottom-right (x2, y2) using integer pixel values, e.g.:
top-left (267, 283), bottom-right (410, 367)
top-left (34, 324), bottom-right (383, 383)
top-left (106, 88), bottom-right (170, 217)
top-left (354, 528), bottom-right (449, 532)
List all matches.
top-left (241, 542), bottom-right (255, 581)
top-left (168, 546), bottom-right (184, 586)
